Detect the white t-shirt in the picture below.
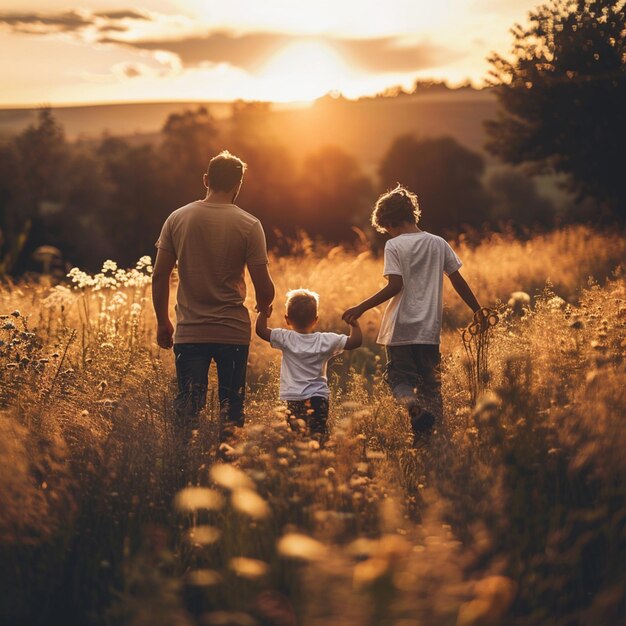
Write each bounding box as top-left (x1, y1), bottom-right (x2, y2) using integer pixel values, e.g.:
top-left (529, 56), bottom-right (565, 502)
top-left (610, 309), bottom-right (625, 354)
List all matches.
top-left (269, 329), bottom-right (348, 400)
top-left (377, 232), bottom-right (462, 346)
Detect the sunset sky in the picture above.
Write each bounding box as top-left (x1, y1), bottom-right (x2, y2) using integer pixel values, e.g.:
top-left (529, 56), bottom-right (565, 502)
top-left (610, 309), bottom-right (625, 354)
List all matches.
top-left (0, 0), bottom-right (539, 106)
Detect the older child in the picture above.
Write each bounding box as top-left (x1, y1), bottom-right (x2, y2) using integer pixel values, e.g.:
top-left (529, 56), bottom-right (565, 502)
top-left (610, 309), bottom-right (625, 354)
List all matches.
top-left (342, 185), bottom-right (483, 446)
top-left (256, 289), bottom-right (362, 440)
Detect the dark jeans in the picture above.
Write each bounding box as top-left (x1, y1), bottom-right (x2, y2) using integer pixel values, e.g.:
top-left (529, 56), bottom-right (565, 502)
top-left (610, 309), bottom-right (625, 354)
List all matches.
top-left (286, 396), bottom-right (329, 439)
top-left (384, 344), bottom-right (442, 420)
top-left (173, 343), bottom-right (249, 430)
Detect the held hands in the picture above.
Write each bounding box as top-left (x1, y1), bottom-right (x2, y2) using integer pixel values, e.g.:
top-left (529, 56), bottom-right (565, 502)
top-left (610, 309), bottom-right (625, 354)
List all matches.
top-left (342, 305), bottom-right (363, 326)
top-left (256, 303), bottom-right (273, 317)
top-left (156, 320), bottom-right (174, 349)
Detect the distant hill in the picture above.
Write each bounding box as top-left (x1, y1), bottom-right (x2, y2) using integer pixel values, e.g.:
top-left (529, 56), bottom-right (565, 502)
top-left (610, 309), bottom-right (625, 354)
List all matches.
top-left (0, 90), bottom-right (498, 172)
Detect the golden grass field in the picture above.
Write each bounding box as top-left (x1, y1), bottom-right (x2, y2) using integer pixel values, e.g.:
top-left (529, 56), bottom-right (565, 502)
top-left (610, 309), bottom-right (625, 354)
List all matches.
top-left (1, 225), bottom-right (625, 626)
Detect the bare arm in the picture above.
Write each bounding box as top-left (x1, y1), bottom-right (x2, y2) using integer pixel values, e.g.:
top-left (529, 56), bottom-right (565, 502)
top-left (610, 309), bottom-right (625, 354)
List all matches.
top-left (255, 307), bottom-right (273, 343)
top-left (248, 263), bottom-right (275, 316)
top-left (344, 319), bottom-right (362, 350)
top-left (342, 274), bottom-right (403, 324)
top-left (151, 248), bottom-right (177, 349)
top-left (448, 270), bottom-right (481, 314)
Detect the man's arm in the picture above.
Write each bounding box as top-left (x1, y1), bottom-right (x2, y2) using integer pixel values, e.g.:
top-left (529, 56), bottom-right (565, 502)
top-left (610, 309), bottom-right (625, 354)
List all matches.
top-left (248, 263), bottom-right (275, 316)
top-left (255, 307), bottom-right (273, 343)
top-left (448, 270), bottom-right (481, 314)
top-left (342, 274), bottom-right (403, 324)
top-left (151, 248), bottom-right (177, 349)
top-left (344, 319), bottom-right (362, 350)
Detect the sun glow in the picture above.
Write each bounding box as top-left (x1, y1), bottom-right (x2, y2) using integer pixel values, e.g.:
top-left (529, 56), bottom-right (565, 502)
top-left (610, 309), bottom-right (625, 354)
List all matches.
top-left (257, 41), bottom-right (355, 102)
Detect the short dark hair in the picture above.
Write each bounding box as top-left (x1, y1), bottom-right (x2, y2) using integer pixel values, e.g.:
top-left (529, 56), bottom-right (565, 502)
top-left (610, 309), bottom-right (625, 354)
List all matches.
top-left (285, 289), bottom-right (319, 327)
top-left (371, 184), bottom-right (421, 233)
top-left (207, 150), bottom-right (247, 192)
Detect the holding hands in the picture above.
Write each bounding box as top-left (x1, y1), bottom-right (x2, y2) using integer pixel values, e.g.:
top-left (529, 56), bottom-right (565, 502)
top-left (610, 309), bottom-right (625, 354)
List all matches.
top-left (342, 305), bottom-right (364, 326)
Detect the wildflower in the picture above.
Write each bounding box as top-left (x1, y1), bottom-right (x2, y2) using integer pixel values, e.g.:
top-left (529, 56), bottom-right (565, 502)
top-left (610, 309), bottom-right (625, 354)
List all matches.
top-left (174, 487), bottom-right (224, 512)
top-left (136, 255), bottom-right (152, 270)
top-left (457, 576), bottom-right (517, 626)
top-left (324, 467), bottom-right (336, 478)
top-left (186, 525), bottom-right (221, 546)
top-left (340, 401), bottom-right (362, 410)
top-left (102, 260), bottom-right (118, 273)
top-left (229, 557), bottom-right (269, 580)
top-left (353, 557), bottom-right (389, 588)
top-left (277, 533), bottom-right (327, 561)
top-left (210, 463), bottom-right (255, 491)
top-left (186, 569), bottom-right (222, 587)
top-left (10, 310), bottom-right (20, 318)
top-left (508, 291), bottom-right (531, 315)
top-left (231, 488), bottom-right (271, 520)
top-left (2, 321), bottom-right (16, 331)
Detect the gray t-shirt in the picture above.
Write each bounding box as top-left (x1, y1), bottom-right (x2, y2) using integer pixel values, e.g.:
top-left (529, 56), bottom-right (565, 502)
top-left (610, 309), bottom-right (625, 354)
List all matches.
top-left (377, 232), bottom-right (462, 346)
top-left (156, 201), bottom-right (269, 344)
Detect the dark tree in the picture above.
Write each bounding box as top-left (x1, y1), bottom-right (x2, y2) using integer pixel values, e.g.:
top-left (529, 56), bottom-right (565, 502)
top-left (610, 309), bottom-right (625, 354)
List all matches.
top-left (486, 166), bottom-right (556, 227)
top-left (160, 106), bottom-right (218, 204)
top-left (297, 146), bottom-right (374, 242)
top-left (378, 135), bottom-right (491, 234)
top-left (97, 137), bottom-right (171, 266)
top-left (0, 108), bottom-right (70, 273)
top-left (486, 0), bottom-right (626, 220)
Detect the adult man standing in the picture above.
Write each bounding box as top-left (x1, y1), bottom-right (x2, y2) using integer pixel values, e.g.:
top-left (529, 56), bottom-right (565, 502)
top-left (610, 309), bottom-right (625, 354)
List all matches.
top-left (152, 150), bottom-right (274, 439)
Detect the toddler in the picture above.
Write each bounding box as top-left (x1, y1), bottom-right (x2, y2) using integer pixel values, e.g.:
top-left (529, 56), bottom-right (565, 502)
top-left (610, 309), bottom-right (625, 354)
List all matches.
top-left (256, 289), bottom-right (362, 440)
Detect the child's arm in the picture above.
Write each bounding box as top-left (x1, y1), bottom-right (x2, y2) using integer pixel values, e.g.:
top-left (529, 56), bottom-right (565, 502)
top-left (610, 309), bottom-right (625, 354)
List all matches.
top-left (255, 305), bottom-right (273, 343)
top-left (447, 271), bottom-right (481, 314)
top-left (342, 274), bottom-right (403, 324)
top-left (344, 318), bottom-right (362, 350)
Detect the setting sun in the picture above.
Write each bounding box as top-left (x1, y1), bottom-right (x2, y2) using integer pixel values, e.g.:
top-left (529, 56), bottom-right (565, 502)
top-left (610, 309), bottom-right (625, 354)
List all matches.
top-left (257, 41), bottom-right (355, 101)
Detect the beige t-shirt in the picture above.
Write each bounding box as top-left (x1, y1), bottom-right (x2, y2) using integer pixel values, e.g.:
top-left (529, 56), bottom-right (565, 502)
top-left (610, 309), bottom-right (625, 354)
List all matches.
top-left (156, 200), bottom-right (269, 344)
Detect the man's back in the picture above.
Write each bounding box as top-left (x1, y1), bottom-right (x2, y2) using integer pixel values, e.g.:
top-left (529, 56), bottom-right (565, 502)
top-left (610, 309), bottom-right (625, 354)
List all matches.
top-left (156, 200), bottom-right (268, 344)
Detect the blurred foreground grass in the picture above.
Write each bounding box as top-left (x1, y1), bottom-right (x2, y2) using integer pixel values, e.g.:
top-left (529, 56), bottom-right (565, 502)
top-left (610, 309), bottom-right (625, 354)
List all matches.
top-left (0, 225), bottom-right (625, 626)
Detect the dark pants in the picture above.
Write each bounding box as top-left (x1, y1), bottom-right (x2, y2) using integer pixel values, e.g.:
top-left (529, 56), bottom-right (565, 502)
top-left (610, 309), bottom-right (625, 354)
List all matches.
top-left (384, 344), bottom-right (442, 420)
top-left (173, 343), bottom-right (249, 431)
top-left (286, 396), bottom-right (329, 439)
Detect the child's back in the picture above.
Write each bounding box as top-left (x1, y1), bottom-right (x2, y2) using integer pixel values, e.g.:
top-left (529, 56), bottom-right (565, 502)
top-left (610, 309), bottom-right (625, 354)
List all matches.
top-left (269, 328), bottom-right (347, 400)
top-left (378, 231), bottom-right (461, 346)
top-left (256, 289), bottom-right (362, 441)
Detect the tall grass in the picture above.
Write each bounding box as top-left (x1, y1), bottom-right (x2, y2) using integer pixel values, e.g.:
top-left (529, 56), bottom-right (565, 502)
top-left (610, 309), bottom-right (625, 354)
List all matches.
top-left (0, 225), bottom-right (624, 626)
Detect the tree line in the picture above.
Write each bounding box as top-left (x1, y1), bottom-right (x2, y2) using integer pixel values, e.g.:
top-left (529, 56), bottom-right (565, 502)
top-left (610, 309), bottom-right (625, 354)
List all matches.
top-left (0, 0), bottom-right (623, 275)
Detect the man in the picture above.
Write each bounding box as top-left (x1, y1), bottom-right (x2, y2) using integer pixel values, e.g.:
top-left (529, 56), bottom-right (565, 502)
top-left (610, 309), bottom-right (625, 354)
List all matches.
top-left (152, 150), bottom-right (274, 439)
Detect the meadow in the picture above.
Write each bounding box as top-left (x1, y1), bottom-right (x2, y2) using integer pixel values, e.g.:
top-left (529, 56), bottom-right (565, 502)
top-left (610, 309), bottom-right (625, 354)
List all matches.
top-left (1, 225), bottom-right (625, 626)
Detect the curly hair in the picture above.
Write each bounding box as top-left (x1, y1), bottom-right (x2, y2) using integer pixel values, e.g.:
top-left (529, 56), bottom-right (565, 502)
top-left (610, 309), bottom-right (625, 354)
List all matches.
top-left (371, 184), bottom-right (421, 233)
top-left (285, 289), bottom-right (319, 327)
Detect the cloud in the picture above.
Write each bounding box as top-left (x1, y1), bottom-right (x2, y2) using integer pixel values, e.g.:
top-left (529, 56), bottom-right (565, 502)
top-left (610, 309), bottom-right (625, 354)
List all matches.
top-left (94, 10), bottom-right (150, 21)
top-left (0, 9), bottom-right (458, 74)
top-left (337, 38), bottom-right (456, 73)
top-left (0, 9), bottom-right (151, 35)
top-left (101, 31), bottom-right (456, 74)
top-left (0, 10), bottom-right (91, 33)
top-left (100, 31), bottom-right (291, 72)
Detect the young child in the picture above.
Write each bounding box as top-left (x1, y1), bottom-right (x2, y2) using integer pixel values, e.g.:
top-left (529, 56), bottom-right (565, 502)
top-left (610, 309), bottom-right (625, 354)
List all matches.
top-left (342, 185), bottom-right (483, 446)
top-left (256, 289), bottom-right (362, 441)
